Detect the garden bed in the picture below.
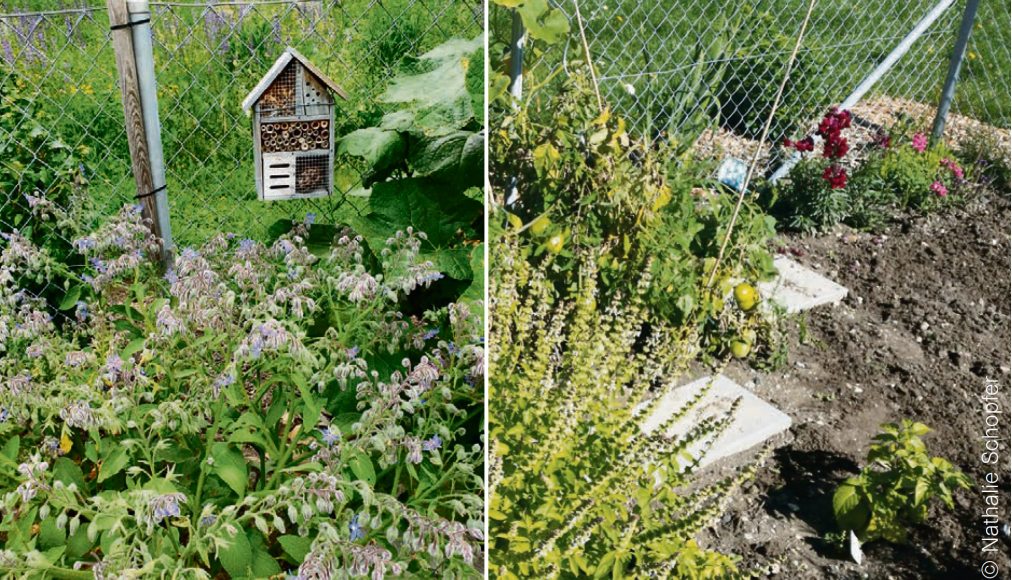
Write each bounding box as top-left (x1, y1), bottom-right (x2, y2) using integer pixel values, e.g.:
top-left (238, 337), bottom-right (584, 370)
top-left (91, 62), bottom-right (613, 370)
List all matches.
top-left (718, 184), bottom-right (1010, 578)
top-left (692, 95), bottom-right (1011, 172)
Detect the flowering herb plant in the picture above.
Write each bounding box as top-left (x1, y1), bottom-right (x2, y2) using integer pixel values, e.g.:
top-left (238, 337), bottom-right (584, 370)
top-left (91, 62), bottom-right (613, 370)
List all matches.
top-left (774, 110), bottom-right (968, 233)
top-left (489, 75), bottom-right (771, 579)
top-left (872, 127), bottom-right (967, 210)
top-left (492, 73), bottom-right (780, 364)
top-left (488, 217), bottom-right (757, 579)
top-left (0, 201), bottom-right (484, 578)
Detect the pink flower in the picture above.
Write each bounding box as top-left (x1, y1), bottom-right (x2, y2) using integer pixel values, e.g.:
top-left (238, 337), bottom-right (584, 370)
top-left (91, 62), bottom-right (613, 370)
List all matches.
top-left (940, 158), bottom-right (964, 180)
top-left (912, 133), bottom-right (928, 153)
top-left (930, 181), bottom-right (948, 197)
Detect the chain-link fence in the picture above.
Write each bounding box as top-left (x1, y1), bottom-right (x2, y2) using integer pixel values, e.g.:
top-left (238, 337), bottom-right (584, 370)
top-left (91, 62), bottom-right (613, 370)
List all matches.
top-left (504, 0), bottom-right (1009, 166)
top-left (0, 0), bottom-right (482, 252)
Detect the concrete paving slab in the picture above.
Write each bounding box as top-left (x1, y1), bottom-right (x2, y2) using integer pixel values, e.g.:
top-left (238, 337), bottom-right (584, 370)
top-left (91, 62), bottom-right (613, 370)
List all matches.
top-left (641, 374), bottom-right (792, 468)
top-left (760, 256), bottom-right (848, 313)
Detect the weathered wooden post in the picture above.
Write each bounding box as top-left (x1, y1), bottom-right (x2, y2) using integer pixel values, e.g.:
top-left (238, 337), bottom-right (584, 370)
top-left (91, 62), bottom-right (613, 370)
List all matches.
top-left (107, 0), bottom-right (173, 262)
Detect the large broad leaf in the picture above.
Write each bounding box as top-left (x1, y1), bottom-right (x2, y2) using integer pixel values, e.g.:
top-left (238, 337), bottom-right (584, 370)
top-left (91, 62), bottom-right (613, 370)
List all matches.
top-left (423, 247), bottom-right (473, 281)
top-left (53, 457), bottom-right (88, 492)
top-left (353, 178), bottom-right (482, 249)
top-left (249, 531), bottom-right (282, 577)
top-left (211, 443), bottom-right (248, 497)
top-left (380, 36), bottom-right (482, 135)
top-left (98, 445), bottom-right (129, 483)
top-left (1, 435), bottom-right (18, 463)
top-left (218, 528), bottom-right (253, 578)
top-left (278, 535), bottom-right (313, 563)
top-left (38, 517), bottom-right (65, 550)
top-left (461, 244), bottom-right (485, 303)
top-left (516, 0), bottom-right (570, 43)
top-left (338, 127), bottom-right (405, 184)
top-left (406, 130), bottom-right (482, 188)
top-left (347, 450), bottom-right (376, 486)
top-left (58, 285), bottom-right (81, 310)
top-left (832, 478), bottom-right (870, 535)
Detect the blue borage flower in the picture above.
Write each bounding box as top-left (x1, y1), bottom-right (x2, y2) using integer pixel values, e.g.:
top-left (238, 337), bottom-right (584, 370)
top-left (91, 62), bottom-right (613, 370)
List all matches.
top-left (320, 425), bottom-right (341, 447)
top-left (72, 237), bottom-right (96, 252)
top-left (422, 434), bottom-right (442, 452)
top-left (349, 513), bottom-right (365, 541)
top-left (74, 300), bottom-right (89, 322)
top-left (212, 373), bottom-right (235, 397)
top-left (149, 492), bottom-right (186, 524)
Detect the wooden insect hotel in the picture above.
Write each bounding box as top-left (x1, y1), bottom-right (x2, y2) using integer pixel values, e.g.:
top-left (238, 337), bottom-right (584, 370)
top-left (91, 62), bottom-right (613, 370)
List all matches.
top-left (242, 47), bottom-right (348, 200)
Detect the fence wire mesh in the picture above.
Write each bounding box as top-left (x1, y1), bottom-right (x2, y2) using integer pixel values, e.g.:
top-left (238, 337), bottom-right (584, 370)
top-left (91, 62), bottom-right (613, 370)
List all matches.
top-left (508, 0), bottom-right (1009, 168)
top-left (0, 0), bottom-right (482, 252)
top-left (0, 0), bottom-right (480, 325)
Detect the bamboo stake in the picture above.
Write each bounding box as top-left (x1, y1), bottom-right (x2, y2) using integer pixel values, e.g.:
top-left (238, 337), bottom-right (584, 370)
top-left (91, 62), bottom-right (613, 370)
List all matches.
top-left (704, 0), bottom-right (818, 289)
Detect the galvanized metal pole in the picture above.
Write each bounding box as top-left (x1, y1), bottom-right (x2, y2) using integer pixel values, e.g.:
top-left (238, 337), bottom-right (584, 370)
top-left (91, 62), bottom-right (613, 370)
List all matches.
top-left (506, 11), bottom-right (524, 207)
top-left (769, 0), bottom-right (957, 183)
top-left (127, 0), bottom-right (173, 260)
top-left (107, 0), bottom-right (172, 263)
top-left (932, 0), bottom-right (980, 142)
top-left (509, 11), bottom-right (524, 102)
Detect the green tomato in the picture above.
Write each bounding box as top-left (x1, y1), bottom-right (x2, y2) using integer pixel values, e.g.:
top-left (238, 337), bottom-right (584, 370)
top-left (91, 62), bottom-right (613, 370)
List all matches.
top-left (734, 283), bottom-right (759, 311)
top-left (546, 233), bottom-right (565, 254)
top-left (730, 339), bottom-right (751, 359)
top-left (530, 215), bottom-right (551, 236)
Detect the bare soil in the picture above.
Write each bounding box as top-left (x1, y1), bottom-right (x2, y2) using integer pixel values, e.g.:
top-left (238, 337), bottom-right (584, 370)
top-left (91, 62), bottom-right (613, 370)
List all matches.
top-left (716, 184), bottom-right (1011, 578)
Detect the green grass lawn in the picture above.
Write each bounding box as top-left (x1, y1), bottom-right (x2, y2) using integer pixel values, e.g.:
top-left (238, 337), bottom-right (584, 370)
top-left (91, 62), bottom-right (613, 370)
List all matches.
top-left (519, 0), bottom-right (1008, 138)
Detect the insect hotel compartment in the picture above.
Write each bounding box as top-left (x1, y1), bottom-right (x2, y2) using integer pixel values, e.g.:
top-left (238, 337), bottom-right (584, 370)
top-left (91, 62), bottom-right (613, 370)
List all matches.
top-left (296, 154), bottom-right (329, 194)
top-left (259, 63), bottom-right (297, 117)
top-left (260, 120), bottom-right (330, 153)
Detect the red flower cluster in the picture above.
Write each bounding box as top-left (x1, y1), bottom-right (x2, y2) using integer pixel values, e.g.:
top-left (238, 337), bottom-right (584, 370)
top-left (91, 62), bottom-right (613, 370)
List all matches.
top-left (784, 108), bottom-right (853, 189)
top-left (783, 136), bottom-right (814, 152)
top-left (817, 107), bottom-right (851, 163)
top-left (822, 164), bottom-right (848, 189)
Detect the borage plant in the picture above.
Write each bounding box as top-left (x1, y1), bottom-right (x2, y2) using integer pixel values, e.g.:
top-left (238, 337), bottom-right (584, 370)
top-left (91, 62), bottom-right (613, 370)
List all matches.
top-left (0, 201), bottom-right (484, 578)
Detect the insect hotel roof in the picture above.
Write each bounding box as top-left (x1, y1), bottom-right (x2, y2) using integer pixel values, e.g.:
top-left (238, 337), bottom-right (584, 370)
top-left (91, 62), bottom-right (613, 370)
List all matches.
top-left (241, 47), bottom-right (347, 113)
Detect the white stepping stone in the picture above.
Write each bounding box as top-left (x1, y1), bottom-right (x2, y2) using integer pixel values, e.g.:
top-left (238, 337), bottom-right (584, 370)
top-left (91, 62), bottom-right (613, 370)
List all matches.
top-left (641, 374), bottom-right (792, 468)
top-left (760, 256), bottom-right (848, 313)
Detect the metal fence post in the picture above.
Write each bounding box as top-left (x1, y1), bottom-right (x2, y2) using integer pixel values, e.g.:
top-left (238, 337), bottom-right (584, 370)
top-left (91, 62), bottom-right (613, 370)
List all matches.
top-left (509, 11), bottom-right (525, 102)
top-left (107, 0), bottom-right (172, 263)
top-left (769, 0), bottom-right (958, 183)
top-left (505, 11), bottom-right (524, 208)
top-left (932, 0), bottom-right (981, 142)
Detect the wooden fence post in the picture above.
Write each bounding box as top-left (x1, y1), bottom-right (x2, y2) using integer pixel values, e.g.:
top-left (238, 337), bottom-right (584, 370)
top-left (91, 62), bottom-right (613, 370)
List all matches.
top-left (107, 0), bottom-right (173, 263)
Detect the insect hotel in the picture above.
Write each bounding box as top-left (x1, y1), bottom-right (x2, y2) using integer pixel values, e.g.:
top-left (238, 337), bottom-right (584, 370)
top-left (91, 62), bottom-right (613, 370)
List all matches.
top-left (242, 47), bottom-right (348, 200)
